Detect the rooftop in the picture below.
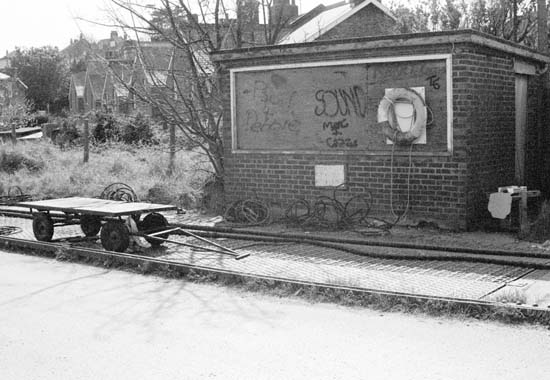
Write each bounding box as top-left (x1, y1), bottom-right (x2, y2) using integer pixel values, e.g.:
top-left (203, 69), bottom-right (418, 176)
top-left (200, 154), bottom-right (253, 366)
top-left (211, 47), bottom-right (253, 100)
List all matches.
top-left (278, 0), bottom-right (395, 44)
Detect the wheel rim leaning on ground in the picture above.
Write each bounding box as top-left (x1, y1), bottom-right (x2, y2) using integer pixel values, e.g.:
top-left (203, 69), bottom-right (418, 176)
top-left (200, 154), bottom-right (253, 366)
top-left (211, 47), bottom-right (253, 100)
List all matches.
top-left (100, 221), bottom-right (130, 252)
top-left (139, 213), bottom-right (169, 247)
top-left (32, 213), bottom-right (54, 242)
top-left (80, 215), bottom-right (102, 237)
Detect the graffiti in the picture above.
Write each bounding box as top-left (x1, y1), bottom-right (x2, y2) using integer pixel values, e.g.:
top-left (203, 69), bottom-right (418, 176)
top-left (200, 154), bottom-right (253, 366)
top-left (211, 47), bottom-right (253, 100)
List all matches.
top-left (314, 85), bottom-right (367, 118)
top-left (322, 118), bottom-right (349, 136)
top-left (326, 137), bottom-right (358, 148)
top-left (252, 80), bottom-right (297, 107)
top-left (245, 109), bottom-right (300, 133)
top-left (243, 79), bottom-right (300, 133)
top-left (426, 74), bottom-right (441, 90)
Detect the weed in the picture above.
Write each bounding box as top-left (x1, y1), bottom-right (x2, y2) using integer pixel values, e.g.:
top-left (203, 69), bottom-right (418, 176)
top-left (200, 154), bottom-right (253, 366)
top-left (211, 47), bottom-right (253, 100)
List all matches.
top-left (54, 247), bottom-right (72, 261)
top-left (0, 150), bottom-right (44, 174)
top-left (489, 288), bottom-right (528, 305)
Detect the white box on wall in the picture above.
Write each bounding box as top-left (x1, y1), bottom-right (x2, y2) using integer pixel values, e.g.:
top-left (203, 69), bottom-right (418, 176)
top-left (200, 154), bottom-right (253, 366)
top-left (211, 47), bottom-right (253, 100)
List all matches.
top-left (315, 165), bottom-right (346, 187)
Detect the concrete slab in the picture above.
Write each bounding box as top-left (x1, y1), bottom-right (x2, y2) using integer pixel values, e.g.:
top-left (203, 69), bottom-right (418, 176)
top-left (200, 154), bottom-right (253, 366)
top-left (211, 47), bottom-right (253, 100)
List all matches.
top-left (484, 269), bottom-right (550, 308)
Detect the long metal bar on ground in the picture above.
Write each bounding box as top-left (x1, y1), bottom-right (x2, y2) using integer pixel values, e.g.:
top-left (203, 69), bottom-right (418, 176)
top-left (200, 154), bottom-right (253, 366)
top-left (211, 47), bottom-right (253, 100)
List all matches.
top-left (179, 228), bottom-right (242, 256)
top-left (134, 233), bottom-right (250, 260)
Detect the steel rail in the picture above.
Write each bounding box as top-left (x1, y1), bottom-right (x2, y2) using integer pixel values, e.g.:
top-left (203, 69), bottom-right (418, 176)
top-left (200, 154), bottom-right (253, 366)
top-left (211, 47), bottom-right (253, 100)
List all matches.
top-left (3, 207), bottom-right (550, 264)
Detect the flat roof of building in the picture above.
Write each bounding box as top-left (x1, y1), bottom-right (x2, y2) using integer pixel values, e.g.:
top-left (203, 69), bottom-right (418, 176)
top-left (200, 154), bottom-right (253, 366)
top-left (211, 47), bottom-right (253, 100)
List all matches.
top-left (211, 29), bottom-right (550, 64)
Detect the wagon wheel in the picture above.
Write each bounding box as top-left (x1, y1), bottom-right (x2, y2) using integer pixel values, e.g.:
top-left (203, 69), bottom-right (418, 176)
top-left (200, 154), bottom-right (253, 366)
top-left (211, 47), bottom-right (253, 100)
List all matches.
top-left (100, 221), bottom-right (130, 252)
top-left (32, 212), bottom-right (54, 242)
top-left (80, 215), bottom-right (102, 237)
top-left (139, 213), bottom-right (169, 247)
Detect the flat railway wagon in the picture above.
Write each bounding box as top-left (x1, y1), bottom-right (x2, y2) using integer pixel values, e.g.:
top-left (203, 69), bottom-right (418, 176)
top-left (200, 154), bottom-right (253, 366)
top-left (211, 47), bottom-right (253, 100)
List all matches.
top-left (18, 197), bottom-right (177, 253)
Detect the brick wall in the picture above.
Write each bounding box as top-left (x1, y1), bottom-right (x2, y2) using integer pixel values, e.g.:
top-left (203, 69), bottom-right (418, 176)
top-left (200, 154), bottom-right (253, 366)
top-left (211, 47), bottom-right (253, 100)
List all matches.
top-left (452, 48), bottom-right (516, 226)
top-left (316, 4), bottom-right (398, 41)
top-left (217, 38), bottom-right (544, 230)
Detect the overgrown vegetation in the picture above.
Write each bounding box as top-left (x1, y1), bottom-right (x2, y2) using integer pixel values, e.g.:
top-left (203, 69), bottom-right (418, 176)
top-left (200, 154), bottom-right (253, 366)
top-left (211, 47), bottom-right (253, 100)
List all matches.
top-left (93, 113), bottom-right (155, 145)
top-left (0, 140), bottom-right (210, 208)
top-left (0, 150), bottom-right (44, 174)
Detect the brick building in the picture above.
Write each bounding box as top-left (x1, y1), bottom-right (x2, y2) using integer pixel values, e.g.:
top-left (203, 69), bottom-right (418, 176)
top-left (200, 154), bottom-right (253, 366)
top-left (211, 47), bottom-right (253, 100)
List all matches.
top-left (211, 30), bottom-right (550, 229)
top-left (0, 72), bottom-right (27, 120)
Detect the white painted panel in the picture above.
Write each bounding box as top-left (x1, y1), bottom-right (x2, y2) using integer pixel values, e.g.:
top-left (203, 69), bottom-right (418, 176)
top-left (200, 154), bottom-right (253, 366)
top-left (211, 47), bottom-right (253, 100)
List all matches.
top-left (315, 165), bottom-right (346, 187)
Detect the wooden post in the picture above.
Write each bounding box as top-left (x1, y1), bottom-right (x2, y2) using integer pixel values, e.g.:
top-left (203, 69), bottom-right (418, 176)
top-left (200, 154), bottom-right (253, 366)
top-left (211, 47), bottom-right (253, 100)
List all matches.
top-left (168, 122), bottom-right (175, 175)
top-left (83, 118), bottom-right (89, 163)
top-left (10, 122), bottom-right (16, 145)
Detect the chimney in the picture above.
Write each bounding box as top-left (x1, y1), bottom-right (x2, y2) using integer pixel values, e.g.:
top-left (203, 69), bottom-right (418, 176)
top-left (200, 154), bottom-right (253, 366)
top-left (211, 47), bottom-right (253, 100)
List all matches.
top-left (111, 30), bottom-right (119, 40)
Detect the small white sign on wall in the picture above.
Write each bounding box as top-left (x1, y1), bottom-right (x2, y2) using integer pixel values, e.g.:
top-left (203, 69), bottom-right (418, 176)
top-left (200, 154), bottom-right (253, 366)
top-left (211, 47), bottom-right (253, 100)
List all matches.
top-left (315, 165), bottom-right (346, 187)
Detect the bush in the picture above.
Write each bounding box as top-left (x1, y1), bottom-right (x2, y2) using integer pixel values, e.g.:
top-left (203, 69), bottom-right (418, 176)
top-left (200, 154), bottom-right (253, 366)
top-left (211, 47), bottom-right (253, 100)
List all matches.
top-left (92, 113), bottom-right (154, 145)
top-left (55, 119), bottom-right (80, 148)
top-left (0, 150), bottom-right (44, 174)
top-left (121, 113), bottom-right (153, 145)
top-left (93, 115), bottom-right (117, 143)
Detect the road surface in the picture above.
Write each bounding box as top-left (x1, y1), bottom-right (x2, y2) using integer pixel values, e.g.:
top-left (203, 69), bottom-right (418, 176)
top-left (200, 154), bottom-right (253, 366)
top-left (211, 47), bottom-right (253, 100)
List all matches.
top-left (1, 250), bottom-right (549, 380)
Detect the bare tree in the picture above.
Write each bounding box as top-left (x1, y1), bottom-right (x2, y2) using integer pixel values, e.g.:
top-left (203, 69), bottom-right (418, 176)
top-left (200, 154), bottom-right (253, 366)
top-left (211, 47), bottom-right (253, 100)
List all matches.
top-left (106, 0), bottom-right (294, 184)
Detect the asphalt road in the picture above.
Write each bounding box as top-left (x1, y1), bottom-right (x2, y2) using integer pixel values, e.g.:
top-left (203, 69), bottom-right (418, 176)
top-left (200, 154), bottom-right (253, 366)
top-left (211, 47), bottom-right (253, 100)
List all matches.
top-left (1, 250), bottom-right (549, 380)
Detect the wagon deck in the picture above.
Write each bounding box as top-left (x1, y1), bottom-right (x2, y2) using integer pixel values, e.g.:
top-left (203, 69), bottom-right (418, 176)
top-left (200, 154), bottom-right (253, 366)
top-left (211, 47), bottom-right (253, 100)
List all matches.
top-left (17, 197), bottom-right (178, 254)
top-left (16, 197), bottom-right (249, 259)
top-left (18, 197), bottom-right (177, 216)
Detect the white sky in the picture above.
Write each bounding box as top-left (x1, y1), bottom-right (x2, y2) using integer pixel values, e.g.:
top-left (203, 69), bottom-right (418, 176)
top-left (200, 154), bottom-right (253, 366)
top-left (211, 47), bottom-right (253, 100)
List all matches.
top-left (0, 0), bottom-right (407, 55)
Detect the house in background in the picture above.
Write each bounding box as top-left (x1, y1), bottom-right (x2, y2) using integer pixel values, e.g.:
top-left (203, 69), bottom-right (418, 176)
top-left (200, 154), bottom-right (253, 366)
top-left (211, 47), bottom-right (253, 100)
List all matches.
top-left (0, 51), bottom-right (16, 71)
top-left (83, 60), bottom-right (108, 113)
top-left (129, 42), bottom-right (175, 117)
top-left (66, 0), bottom-right (398, 117)
top-left (68, 72), bottom-right (86, 114)
top-left (0, 72), bottom-right (28, 121)
top-left (102, 62), bottom-right (132, 114)
top-left (277, 0), bottom-right (397, 44)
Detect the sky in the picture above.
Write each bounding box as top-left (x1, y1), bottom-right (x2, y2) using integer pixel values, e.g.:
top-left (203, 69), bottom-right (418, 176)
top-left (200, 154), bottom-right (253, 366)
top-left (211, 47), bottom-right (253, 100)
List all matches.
top-left (0, 0), bottom-right (333, 55)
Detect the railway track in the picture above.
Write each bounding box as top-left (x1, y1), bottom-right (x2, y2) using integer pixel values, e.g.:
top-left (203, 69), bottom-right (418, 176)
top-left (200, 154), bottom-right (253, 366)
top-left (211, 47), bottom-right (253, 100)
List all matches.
top-left (4, 206), bottom-right (550, 320)
top-left (2, 206), bottom-right (550, 269)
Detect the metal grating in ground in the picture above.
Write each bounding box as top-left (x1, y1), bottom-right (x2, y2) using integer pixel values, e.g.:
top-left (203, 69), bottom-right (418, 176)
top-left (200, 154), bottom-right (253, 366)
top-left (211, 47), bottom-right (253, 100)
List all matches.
top-left (0, 215), bottom-right (532, 300)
